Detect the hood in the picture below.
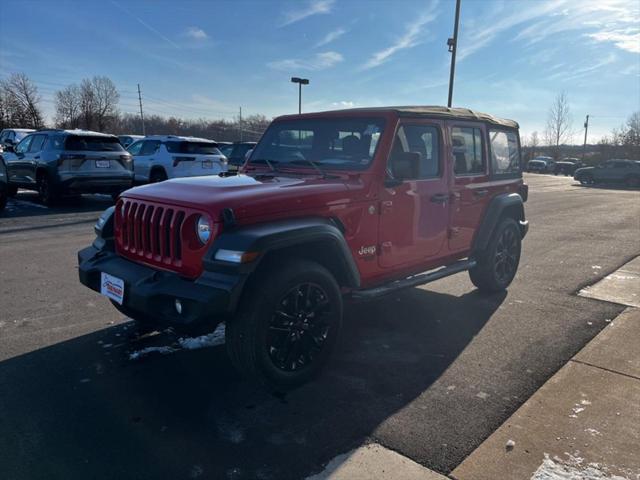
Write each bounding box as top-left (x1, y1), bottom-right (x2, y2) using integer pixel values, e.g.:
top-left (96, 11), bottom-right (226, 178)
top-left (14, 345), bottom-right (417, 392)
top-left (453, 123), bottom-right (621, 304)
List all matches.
top-left (575, 166), bottom-right (594, 173)
top-left (123, 173), bottom-right (357, 221)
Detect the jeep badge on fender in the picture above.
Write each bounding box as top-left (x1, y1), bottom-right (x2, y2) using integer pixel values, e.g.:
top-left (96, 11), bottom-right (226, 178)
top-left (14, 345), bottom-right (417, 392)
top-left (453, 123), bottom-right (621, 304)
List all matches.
top-left (78, 106), bottom-right (528, 389)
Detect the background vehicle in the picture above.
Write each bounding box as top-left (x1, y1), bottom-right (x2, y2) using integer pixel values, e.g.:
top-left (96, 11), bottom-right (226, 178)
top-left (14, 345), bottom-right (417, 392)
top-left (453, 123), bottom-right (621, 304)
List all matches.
top-left (79, 106), bottom-right (528, 389)
top-left (0, 155), bottom-right (7, 212)
top-left (0, 128), bottom-right (35, 152)
top-left (554, 158), bottom-right (583, 175)
top-left (118, 135), bottom-right (144, 149)
top-left (527, 156), bottom-right (554, 173)
top-left (2, 129), bottom-right (134, 204)
top-left (218, 141), bottom-right (256, 170)
top-left (126, 135), bottom-right (228, 183)
top-left (574, 159), bottom-right (640, 187)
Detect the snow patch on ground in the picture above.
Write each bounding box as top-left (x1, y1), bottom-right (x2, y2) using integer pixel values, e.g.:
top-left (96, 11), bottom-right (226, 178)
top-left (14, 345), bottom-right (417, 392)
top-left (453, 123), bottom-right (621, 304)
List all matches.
top-left (128, 324), bottom-right (225, 360)
top-left (178, 324), bottom-right (225, 350)
top-left (129, 346), bottom-right (176, 360)
top-left (531, 453), bottom-right (631, 480)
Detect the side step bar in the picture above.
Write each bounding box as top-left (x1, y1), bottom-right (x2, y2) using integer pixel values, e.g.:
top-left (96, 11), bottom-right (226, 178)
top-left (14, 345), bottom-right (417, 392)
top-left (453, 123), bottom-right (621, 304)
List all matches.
top-left (351, 258), bottom-right (476, 301)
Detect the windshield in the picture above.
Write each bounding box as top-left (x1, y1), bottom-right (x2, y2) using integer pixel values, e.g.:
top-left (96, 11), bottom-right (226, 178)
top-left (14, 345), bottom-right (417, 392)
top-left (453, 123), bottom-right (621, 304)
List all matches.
top-left (250, 117), bottom-right (386, 171)
top-left (218, 144), bottom-right (234, 157)
top-left (166, 141), bottom-right (221, 155)
top-left (65, 135), bottom-right (124, 151)
top-left (15, 131), bottom-right (32, 142)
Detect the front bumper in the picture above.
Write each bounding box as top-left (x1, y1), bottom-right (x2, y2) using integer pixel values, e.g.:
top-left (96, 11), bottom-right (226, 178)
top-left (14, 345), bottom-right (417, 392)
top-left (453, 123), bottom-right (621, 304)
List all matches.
top-left (78, 246), bottom-right (244, 327)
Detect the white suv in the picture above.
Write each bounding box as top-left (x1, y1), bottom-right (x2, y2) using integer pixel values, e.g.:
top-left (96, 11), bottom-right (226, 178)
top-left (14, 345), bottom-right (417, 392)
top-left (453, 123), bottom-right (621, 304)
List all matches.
top-left (127, 135), bottom-right (228, 183)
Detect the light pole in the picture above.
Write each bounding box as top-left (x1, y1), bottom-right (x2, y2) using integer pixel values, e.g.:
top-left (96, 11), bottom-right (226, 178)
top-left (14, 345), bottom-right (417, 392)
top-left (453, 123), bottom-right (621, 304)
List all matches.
top-left (447, 0), bottom-right (461, 108)
top-left (291, 77), bottom-right (309, 114)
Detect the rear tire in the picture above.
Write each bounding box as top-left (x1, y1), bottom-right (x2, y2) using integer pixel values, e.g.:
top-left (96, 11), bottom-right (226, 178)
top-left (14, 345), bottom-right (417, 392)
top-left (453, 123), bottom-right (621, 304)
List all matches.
top-left (37, 172), bottom-right (58, 205)
top-left (469, 217), bottom-right (521, 293)
top-left (149, 169), bottom-right (167, 183)
top-left (226, 259), bottom-right (343, 390)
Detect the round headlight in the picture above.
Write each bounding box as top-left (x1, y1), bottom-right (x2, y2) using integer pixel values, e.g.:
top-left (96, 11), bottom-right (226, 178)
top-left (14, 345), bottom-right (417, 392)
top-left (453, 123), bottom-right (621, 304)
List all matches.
top-left (196, 216), bottom-right (212, 244)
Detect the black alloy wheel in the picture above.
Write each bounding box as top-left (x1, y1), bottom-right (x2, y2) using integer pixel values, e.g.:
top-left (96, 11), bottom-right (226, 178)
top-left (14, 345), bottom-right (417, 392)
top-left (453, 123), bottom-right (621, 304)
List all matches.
top-left (493, 226), bottom-right (519, 286)
top-left (266, 282), bottom-right (332, 373)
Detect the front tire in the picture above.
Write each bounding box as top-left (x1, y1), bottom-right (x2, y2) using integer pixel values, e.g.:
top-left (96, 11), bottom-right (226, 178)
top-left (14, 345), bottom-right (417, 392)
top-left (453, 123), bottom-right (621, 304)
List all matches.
top-left (578, 173), bottom-right (593, 186)
top-left (625, 176), bottom-right (639, 188)
top-left (226, 259), bottom-right (343, 390)
top-left (469, 217), bottom-right (521, 293)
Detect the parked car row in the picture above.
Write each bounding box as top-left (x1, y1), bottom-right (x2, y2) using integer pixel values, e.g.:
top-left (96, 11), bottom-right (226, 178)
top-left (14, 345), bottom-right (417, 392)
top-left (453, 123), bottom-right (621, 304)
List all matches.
top-left (0, 127), bottom-right (258, 210)
top-left (526, 156), bottom-right (587, 175)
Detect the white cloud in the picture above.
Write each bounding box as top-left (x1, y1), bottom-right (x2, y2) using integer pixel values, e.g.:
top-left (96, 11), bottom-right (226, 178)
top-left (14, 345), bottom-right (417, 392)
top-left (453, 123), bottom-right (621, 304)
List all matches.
top-left (280, 0), bottom-right (334, 27)
top-left (547, 52), bottom-right (617, 82)
top-left (185, 26), bottom-right (208, 40)
top-left (316, 28), bottom-right (346, 47)
top-left (458, 0), bottom-right (640, 62)
top-left (331, 101), bottom-right (355, 108)
top-left (361, 4), bottom-right (438, 70)
top-left (268, 51), bottom-right (344, 71)
top-left (587, 29), bottom-right (640, 53)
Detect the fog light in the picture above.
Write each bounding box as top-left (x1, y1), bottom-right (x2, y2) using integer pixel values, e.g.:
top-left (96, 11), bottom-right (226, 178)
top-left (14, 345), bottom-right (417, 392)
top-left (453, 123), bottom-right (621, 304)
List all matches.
top-left (174, 299), bottom-right (183, 315)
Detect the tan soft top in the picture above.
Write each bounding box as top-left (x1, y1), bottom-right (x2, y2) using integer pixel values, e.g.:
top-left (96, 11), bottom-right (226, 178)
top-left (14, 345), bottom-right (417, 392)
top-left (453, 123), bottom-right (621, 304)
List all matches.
top-left (299, 106), bottom-right (519, 129)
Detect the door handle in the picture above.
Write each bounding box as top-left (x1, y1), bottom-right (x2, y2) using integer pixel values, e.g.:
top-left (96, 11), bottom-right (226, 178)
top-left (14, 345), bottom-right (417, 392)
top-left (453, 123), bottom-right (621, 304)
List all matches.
top-left (430, 193), bottom-right (449, 204)
top-left (473, 189), bottom-right (489, 197)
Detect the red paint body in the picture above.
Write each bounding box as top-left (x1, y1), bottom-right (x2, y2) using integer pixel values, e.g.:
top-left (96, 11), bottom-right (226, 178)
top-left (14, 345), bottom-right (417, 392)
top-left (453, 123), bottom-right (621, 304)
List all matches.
top-left (115, 109), bottom-right (524, 287)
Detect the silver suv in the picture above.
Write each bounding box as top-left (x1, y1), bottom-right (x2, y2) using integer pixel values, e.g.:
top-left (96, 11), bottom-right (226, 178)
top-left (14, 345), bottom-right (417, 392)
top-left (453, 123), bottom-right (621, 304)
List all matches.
top-left (126, 135), bottom-right (228, 183)
top-left (2, 129), bottom-right (134, 204)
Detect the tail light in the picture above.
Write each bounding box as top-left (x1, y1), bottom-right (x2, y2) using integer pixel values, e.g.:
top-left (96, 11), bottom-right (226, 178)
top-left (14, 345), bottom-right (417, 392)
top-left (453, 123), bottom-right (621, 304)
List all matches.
top-left (119, 154), bottom-right (133, 169)
top-left (173, 156), bottom-right (196, 167)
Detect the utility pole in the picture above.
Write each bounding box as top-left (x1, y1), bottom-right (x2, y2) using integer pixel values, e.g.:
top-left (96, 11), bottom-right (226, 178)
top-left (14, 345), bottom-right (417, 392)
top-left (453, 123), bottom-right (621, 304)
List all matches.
top-left (137, 83), bottom-right (146, 136)
top-left (582, 114), bottom-right (589, 161)
top-left (447, 0), bottom-right (461, 108)
top-left (239, 106), bottom-right (243, 141)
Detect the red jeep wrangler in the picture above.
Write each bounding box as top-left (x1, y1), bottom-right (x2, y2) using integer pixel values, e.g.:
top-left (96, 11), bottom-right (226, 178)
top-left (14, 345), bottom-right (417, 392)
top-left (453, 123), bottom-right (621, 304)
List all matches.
top-left (79, 106), bottom-right (528, 388)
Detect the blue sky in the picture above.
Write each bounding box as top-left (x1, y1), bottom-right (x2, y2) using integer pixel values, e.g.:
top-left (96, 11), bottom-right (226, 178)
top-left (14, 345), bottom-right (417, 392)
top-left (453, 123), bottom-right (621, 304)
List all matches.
top-left (1, 0), bottom-right (639, 141)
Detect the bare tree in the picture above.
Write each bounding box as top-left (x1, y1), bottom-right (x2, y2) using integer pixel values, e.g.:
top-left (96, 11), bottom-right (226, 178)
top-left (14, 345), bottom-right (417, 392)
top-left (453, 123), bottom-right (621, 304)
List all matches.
top-left (0, 73), bottom-right (44, 128)
top-left (54, 84), bottom-right (81, 128)
top-left (544, 91), bottom-right (573, 159)
top-left (91, 76), bottom-right (119, 131)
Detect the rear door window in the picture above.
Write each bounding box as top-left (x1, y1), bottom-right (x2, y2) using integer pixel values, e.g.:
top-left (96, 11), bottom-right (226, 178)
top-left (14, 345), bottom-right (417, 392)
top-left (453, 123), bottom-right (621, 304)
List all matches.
top-left (65, 136), bottom-right (125, 152)
top-left (451, 127), bottom-right (485, 175)
top-left (489, 130), bottom-right (520, 175)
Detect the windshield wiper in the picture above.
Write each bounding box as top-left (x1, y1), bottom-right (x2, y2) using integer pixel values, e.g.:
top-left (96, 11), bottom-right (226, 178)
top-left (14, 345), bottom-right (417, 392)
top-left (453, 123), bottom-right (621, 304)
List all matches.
top-left (250, 158), bottom-right (278, 172)
top-left (290, 158), bottom-right (331, 178)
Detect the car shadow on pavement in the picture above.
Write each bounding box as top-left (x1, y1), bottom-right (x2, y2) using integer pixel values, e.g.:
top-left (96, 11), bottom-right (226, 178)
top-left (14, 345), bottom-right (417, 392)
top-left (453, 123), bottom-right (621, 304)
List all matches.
top-left (0, 287), bottom-right (504, 480)
top-left (1, 191), bottom-right (114, 219)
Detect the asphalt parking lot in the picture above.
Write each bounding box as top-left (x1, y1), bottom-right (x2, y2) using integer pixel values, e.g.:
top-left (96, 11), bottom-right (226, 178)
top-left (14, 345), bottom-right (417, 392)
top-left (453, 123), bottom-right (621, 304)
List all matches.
top-left (1, 174), bottom-right (639, 480)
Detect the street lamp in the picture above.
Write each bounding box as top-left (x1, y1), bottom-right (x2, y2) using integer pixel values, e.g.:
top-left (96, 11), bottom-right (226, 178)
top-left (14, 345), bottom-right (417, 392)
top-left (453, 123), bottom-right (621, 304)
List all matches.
top-left (291, 77), bottom-right (309, 114)
top-left (447, 0), bottom-right (461, 108)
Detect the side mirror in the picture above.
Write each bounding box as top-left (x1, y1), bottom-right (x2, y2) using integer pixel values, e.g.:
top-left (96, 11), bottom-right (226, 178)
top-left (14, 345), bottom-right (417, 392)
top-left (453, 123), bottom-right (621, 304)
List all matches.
top-left (389, 151), bottom-right (420, 181)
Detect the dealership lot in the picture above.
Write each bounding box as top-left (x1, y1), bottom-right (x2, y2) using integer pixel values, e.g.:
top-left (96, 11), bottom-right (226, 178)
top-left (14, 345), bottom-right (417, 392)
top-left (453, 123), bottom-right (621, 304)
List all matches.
top-left (0, 173), bottom-right (639, 479)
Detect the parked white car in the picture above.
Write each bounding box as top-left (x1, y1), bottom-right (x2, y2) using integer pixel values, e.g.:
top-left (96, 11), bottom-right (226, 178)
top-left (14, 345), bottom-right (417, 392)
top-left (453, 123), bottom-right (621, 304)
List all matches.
top-left (126, 135), bottom-right (228, 183)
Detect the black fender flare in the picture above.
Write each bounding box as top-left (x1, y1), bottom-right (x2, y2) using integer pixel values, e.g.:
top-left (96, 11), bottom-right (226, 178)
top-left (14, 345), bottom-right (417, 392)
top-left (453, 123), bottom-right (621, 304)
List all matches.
top-left (472, 193), bottom-right (526, 253)
top-left (203, 216), bottom-right (361, 288)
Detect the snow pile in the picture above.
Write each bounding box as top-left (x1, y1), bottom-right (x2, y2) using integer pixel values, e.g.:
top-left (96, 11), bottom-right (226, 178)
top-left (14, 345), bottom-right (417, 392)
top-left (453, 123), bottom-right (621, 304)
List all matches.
top-left (531, 453), bottom-right (631, 480)
top-left (129, 346), bottom-right (176, 360)
top-left (178, 324), bottom-right (225, 350)
top-left (128, 324), bottom-right (225, 360)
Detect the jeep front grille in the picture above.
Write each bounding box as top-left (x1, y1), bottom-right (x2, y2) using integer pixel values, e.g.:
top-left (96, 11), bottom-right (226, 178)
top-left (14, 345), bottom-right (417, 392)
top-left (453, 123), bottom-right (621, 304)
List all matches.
top-left (116, 199), bottom-right (185, 266)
